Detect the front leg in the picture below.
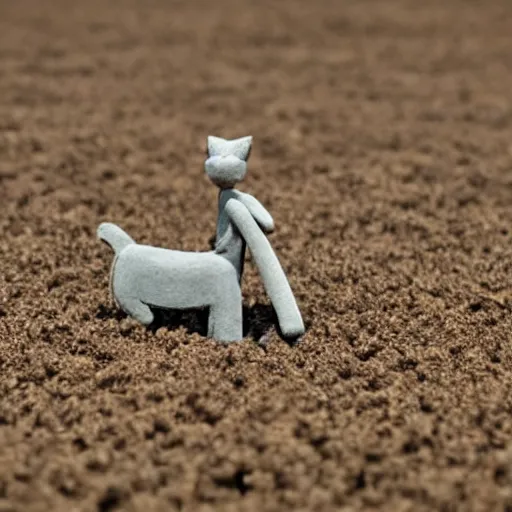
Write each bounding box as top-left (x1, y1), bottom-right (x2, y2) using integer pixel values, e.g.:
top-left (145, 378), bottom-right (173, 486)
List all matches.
top-left (207, 265), bottom-right (244, 342)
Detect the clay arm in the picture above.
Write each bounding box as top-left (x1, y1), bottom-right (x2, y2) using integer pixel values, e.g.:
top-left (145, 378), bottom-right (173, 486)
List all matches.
top-left (231, 190), bottom-right (274, 234)
top-left (225, 198), bottom-right (305, 338)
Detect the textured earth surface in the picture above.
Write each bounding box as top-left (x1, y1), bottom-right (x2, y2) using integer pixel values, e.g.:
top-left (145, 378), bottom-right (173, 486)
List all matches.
top-left (1, 0), bottom-right (512, 510)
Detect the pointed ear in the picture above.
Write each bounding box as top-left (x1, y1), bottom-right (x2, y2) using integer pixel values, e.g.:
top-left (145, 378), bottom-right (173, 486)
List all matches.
top-left (230, 136), bottom-right (253, 161)
top-left (207, 135), bottom-right (226, 157)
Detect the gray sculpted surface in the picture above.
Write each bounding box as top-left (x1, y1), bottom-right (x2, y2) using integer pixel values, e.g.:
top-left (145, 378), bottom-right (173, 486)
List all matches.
top-left (98, 222), bottom-right (243, 342)
top-left (97, 135), bottom-right (305, 342)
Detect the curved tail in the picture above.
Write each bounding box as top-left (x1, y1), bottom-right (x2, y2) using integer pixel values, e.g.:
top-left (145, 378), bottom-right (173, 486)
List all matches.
top-left (97, 222), bottom-right (136, 254)
top-left (225, 199), bottom-right (305, 339)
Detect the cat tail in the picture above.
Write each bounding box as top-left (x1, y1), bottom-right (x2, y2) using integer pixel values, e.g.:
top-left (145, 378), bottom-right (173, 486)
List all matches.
top-left (225, 199), bottom-right (305, 339)
top-left (97, 222), bottom-right (136, 254)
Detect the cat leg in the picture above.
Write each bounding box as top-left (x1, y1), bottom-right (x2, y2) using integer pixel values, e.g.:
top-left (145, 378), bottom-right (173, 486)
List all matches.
top-left (113, 274), bottom-right (154, 325)
top-left (117, 294), bottom-right (155, 326)
top-left (207, 269), bottom-right (243, 342)
top-left (208, 301), bottom-right (243, 342)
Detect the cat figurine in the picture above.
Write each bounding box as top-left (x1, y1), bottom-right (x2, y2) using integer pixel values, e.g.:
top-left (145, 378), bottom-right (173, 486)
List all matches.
top-left (96, 136), bottom-right (305, 343)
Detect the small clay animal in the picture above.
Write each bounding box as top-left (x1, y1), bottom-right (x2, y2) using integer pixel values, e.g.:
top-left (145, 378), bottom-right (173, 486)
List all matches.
top-left (96, 135), bottom-right (305, 343)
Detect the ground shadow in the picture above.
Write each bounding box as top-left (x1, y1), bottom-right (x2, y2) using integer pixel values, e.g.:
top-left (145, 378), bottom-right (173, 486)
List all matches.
top-left (95, 303), bottom-right (128, 322)
top-left (243, 303), bottom-right (276, 340)
top-left (97, 302), bottom-right (306, 345)
top-left (149, 303), bottom-right (278, 342)
top-left (149, 307), bottom-right (209, 337)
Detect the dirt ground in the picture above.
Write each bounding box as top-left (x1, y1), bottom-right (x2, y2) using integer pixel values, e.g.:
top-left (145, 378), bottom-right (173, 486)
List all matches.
top-left (1, 0), bottom-right (512, 510)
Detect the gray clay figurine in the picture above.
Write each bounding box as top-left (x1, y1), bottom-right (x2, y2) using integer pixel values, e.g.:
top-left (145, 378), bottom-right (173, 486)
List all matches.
top-left (97, 135), bottom-right (305, 343)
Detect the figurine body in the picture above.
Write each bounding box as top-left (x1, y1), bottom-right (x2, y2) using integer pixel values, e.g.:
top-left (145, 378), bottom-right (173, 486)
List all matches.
top-left (97, 135), bottom-right (305, 342)
top-left (98, 222), bottom-right (243, 341)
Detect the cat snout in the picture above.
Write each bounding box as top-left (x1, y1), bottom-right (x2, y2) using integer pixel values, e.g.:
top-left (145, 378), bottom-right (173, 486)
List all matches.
top-left (205, 155), bottom-right (247, 188)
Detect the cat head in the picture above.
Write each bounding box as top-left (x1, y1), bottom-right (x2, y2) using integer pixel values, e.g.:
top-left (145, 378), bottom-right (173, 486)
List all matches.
top-left (204, 135), bottom-right (252, 189)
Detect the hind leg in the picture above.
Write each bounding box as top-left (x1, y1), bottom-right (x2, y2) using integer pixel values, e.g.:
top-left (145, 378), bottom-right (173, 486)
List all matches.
top-left (112, 272), bottom-right (154, 325)
top-left (117, 295), bottom-right (154, 325)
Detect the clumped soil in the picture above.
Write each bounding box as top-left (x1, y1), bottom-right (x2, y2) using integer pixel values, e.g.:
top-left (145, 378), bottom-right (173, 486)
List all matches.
top-left (1, 0), bottom-right (512, 510)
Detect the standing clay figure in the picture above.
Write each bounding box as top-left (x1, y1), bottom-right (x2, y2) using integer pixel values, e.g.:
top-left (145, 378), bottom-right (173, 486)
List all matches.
top-left (97, 136), bottom-right (305, 343)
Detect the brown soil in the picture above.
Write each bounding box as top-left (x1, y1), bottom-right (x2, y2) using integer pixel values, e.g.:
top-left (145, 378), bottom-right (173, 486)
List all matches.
top-left (1, 0), bottom-right (512, 510)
